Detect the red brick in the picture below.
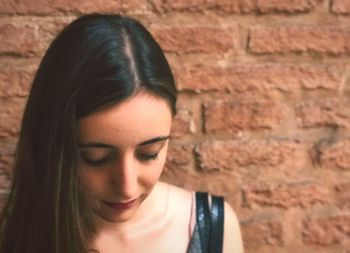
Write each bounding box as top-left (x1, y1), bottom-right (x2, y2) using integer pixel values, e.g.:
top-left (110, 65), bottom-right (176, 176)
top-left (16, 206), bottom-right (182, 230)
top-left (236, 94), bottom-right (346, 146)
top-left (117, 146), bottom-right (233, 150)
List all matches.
top-left (335, 182), bottom-right (350, 209)
top-left (151, 25), bottom-right (238, 54)
top-left (0, 60), bottom-right (37, 97)
top-left (0, 139), bottom-right (13, 190)
top-left (151, 0), bottom-right (321, 13)
top-left (0, 172), bottom-right (11, 190)
top-left (303, 215), bottom-right (350, 245)
top-left (1, 15), bottom-right (157, 58)
top-left (174, 62), bottom-right (342, 93)
top-left (165, 144), bottom-right (193, 171)
top-left (160, 168), bottom-right (240, 201)
top-left (0, 17), bottom-right (80, 57)
top-left (0, 137), bottom-right (16, 157)
top-left (204, 100), bottom-right (286, 134)
top-left (0, 137), bottom-right (16, 174)
top-left (331, 0), bottom-right (350, 14)
top-left (182, 172), bottom-right (240, 200)
top-left (242, 182), bottom-right (330, 209)
top-left (257, 0), bottom-right (322, 13)
top-left (241, 220), bottom-right (284, 248)
top-left (296, 99), bottom-right (350, 128)
top-left (0, 137), bottom-right (16, 156)
top-left (0, 155), bottom-right (14, 176)
top-left (0, 19), bottom-right (39, 57)
top-left (0, 97), bottom-right (26, 138)
top-left (249, 25), bottom-right (350, 55)
top-left (317, 139), bottom-right (350, 170)
top-left (150, 0), bottom-right (253, 13)
top-left (0, 0), bottom-right (144, 15)
top-left (195, 139), bottom-right (305, 172)
top-left (171, 109), bottom-right (196, 138)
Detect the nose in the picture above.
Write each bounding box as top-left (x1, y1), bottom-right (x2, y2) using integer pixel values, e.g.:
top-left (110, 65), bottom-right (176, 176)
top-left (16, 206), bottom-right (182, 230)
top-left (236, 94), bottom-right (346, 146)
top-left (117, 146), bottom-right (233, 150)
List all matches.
top-left (109, 153), bottom-right (138, 199)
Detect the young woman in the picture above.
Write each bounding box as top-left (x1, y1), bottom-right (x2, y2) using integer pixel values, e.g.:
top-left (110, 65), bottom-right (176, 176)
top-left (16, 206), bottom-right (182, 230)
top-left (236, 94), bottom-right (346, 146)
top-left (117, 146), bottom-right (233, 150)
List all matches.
top-left (0, 14), bottom-right (243, 253)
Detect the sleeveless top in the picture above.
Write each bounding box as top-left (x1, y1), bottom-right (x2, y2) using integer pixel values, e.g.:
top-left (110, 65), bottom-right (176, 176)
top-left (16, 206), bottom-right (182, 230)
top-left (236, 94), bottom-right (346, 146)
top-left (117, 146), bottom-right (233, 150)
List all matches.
top-left (186, 192), bottom-right (224, 253)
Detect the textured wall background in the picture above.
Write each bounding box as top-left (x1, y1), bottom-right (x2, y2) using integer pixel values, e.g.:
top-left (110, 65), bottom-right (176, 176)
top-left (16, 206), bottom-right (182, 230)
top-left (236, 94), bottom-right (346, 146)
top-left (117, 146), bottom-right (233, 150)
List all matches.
top-left (1, 0), bottom-right (350, 252)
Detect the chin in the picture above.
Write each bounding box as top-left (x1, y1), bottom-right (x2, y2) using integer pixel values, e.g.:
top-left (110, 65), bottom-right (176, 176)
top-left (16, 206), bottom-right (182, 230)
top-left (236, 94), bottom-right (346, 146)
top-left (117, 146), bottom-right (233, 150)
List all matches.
top-left (95, 207), bottom-right (137, 223)
top-left (101, 214), bottom-right (134, 223)
top-left (94, 198), bottom-right (143, 224)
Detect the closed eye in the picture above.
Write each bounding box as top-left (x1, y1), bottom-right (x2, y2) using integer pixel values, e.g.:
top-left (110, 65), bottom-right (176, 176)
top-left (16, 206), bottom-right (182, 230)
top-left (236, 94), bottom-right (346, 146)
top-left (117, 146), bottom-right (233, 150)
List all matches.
top-left (80, 150), bottom-right (115, 167)
top-left (81, 156), bottom-right (112, 166)
top-left (137, 152), bottom-right (159, 161)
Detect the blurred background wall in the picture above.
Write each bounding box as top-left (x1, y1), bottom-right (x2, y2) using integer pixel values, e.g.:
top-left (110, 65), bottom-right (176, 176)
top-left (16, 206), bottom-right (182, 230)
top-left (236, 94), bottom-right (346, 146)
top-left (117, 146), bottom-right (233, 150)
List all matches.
top-left (1, 0), bottom-right (350, 252)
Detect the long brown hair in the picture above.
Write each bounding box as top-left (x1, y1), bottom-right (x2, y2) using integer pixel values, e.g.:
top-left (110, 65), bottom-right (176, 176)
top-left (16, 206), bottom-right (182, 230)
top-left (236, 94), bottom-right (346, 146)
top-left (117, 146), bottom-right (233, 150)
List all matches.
top-left (0, 13), bottom-right (177, 253)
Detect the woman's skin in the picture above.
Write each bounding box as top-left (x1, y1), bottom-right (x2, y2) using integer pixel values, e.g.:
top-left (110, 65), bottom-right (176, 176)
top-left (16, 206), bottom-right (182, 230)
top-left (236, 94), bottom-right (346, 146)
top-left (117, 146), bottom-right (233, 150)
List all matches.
top-left (78, 91), bottom-right (243, 253)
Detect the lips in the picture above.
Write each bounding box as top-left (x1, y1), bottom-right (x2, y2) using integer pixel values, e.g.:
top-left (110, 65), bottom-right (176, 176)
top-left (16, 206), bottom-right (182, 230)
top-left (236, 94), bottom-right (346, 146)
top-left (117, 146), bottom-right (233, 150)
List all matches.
top-left (103, 198), bottom-right (138, 209)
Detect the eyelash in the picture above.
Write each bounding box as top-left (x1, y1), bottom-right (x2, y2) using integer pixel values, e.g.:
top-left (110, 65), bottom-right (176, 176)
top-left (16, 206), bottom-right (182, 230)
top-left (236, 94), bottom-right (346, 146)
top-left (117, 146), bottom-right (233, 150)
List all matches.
top-left (81, 152), bottom-right (159, 167)
top-left (81, 154), bottom-right (113, 166)
top-left (137, 153), bottom-right (159, 161)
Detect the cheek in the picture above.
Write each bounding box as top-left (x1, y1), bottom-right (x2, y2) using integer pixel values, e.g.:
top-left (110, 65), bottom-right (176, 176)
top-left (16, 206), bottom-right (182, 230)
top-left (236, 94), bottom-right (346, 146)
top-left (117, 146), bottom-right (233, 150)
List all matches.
top-left (140, 153), bottom-right (167, 186)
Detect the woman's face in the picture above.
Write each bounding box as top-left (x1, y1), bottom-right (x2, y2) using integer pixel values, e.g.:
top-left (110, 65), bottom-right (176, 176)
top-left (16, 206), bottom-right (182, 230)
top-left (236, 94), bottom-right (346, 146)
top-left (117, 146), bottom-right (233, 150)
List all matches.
top-left (78, 92), bottom-right (172, 224)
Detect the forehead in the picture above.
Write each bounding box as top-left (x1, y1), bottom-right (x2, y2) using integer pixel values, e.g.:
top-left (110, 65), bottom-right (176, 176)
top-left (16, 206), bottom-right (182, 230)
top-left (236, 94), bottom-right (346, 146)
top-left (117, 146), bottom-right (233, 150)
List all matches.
top-left (78, 93), bottom-right (172, 146)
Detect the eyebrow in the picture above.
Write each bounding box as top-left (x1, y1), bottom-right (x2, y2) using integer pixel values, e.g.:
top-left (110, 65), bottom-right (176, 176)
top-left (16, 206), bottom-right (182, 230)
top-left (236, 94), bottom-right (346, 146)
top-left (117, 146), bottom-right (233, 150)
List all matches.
top-left (78, 135), bottom-right (170, 149)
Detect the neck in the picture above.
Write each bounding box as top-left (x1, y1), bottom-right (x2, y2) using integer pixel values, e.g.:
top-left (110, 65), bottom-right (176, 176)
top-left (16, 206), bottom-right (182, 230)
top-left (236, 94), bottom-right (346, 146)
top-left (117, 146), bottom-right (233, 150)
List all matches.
top-left (93, 182), bottom-right (169, 238)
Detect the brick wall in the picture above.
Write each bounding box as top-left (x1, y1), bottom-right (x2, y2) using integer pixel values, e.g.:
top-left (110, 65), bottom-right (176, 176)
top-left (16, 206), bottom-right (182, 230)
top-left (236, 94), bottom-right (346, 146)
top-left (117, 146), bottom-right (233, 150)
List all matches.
top-left (1, 0), bottom-right (350, 252)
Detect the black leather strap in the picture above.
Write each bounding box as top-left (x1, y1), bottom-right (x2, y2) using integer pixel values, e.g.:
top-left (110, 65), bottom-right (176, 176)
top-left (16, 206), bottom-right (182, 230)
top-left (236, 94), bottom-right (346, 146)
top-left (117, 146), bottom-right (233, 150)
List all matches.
top-left (210, 196), bottom-right (224, 253)
top-left (195, 192), bottom-right (210, 253)
top-left (195, 192), bottom-right (224, 253)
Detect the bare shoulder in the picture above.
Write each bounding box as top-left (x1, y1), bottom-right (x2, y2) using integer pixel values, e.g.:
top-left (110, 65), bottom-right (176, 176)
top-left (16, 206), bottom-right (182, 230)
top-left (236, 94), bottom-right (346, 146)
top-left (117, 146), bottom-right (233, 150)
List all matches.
top-left (157, 183), bottom-right (244, 252)
top-left (223, 201), bottom-right (244, 253)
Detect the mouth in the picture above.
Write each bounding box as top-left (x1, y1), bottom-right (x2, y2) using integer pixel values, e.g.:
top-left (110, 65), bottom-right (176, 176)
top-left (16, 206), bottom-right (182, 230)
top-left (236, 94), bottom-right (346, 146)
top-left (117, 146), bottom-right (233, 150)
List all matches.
top-left (103, 198), bottom-right (138, 210)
